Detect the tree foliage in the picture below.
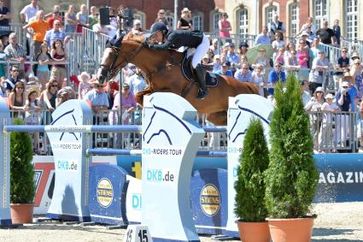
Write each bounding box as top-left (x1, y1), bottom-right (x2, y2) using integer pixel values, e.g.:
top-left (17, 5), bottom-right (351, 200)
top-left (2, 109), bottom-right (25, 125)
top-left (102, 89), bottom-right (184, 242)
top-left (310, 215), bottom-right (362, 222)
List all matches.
top-left (234, 118), bottom-right (269, 222)
top-left (10, 118), bottom-right (35, 203)
top-left (264, 74), bottom-right (319, 218)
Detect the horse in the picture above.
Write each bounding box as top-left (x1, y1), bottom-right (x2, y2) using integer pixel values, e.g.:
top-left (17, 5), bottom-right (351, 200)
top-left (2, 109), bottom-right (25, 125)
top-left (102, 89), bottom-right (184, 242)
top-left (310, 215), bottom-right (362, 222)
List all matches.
top-left (97, 33), bottom-right (259, 125)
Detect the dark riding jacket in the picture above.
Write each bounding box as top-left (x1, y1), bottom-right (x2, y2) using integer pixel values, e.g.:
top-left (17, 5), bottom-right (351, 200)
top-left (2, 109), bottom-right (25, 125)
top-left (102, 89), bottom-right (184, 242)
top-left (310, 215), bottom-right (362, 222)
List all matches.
top-left (149, 30), bottom-right (203, 50)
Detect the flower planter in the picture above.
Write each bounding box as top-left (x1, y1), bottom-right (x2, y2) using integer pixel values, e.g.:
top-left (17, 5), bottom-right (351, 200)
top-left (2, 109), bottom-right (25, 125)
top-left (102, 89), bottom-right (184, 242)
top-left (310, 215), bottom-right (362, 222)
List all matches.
top-left (267, 217), bottom-right (314, 242)
top-left (237, 220), bottom-right (270, 242)
top-left (10, 203), bottom-right (34, 224)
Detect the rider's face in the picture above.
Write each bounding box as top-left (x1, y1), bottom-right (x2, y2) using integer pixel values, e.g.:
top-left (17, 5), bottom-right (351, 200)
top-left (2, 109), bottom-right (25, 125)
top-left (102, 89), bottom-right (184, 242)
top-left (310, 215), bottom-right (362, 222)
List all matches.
top-left (151, 31), bottom-right (163, 43)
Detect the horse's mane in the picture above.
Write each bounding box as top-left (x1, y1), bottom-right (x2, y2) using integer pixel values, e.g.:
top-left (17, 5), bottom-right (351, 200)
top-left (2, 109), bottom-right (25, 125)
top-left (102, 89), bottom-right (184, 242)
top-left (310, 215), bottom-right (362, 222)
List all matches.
top-left (123, 32), bottom-right (145, 43)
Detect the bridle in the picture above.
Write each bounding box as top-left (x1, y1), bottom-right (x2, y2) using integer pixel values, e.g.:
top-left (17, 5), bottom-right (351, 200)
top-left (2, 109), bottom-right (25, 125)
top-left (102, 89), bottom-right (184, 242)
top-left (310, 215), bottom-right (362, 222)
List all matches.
top-left (100, 41), bottom-right (145, 81)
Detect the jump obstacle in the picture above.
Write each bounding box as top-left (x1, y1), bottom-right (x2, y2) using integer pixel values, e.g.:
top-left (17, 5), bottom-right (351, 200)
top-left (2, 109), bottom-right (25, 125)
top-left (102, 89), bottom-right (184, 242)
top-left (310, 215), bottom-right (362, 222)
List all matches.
top-left (1, 93), bottom-right (363, 241)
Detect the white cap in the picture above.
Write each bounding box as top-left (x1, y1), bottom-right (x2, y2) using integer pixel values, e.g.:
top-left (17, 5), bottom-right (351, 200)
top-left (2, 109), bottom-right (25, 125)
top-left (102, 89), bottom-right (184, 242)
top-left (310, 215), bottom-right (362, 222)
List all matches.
top-left (133, 19), bottom-right (141, 26)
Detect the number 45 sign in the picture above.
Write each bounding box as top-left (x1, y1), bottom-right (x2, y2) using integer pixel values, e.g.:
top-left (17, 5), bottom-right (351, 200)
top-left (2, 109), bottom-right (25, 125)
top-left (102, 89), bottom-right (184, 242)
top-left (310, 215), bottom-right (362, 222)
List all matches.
top-left (123, 225), bottom-right (153, 242)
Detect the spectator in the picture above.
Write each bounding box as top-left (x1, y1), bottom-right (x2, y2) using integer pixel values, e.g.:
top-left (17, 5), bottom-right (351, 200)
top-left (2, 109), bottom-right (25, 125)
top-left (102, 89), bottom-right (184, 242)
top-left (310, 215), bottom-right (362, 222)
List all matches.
top-left (267, 62), bottom-right (286, 96)
top-left (316, 20), bottom-right (336, 46)
top-left (77, 71), bottom-right (92, 100)
top-left (0, 0), bottom-right (11, 40)
top-left (238, 42), bottom-right (249, 56)
top-left (334, 47), bottom-right (350, 91)
top-left (300, 31), bottom-right (311, 48)
top-left (154, 9), bottom-right (169, 28)
top-left (89, 6), bottom-right (99, 29)
top-left (83, 79), bottom-right (109, 113)
top-left (126, 67), bottom-right (147, 96)
top-left (44, 20), bottom-right (68, 47)
top-left (304, 86), bottom-right (325, 148)
top-left (50, 39), bottom-right (67, 88)
top-left (20, 0), bottom-right (40, 24)
top-left (39, 79), bottom-right (58, 112)
top-left (4, 33), bottom-right (27, 79)
top-left (225, 43), bottom-right (240, 67)
top-left (268, 13), bottom-right (285, 40)
top-left (4, 65), bottom-right (21, 95)
top-left (35, 41), bottom-right (51, 90)
top-left (218, 12), bottom-right (231, 43)
top-left (335, 81), bottom-right (352, 147)
top-left (8, 81), bottom-right (26, 118)
top-left (131, 19), bottom-right (144, 35)
top-left (252, 47), bottom-right (271, 73)
top-left (212, 55), bottom-right (223, 74)
top-left (64, 5), bottom-right (77, 34)
top-left (45, 5), bottom-right (62, 28)
top-left (296, 38), bottom-right (310, 82)
top-left (271, 32), bottom-right (285, 52)
top-left (0, 39), bottom-right (6, 78)
top-left (209, 38), bottom-right (220, 56)
top-left (20, 0), bottom-right (40, 55)
top-left (301, 80), bottom-right (312, 106)
top-left (23, 10), bottom-right (49, 59)
top-left (309, 50), bottom-right (330, 93)
top-left (234, 62), bottom-right (252, 82)
top-left (251, 64), bottom-right (266, 96)
top-left (273, 47), bottom-right (285, 66)
top-left (76, 4), bottom-right (89, 32)
top-left (24, 88), bottom-right (41, 151)
top-left (177, 7), bottom-right (192, 30)
top-left (350, 57), bottom-right (363, 81)
top-left (220, 62), bottom-right (233, 76)
top-left (332, 19), bottom-right (341, 46)
top-left (319, 93), bottom-right (339, 152)
top-left (297, 17), bottom-right (317, 36)
top-left (285, 49), bottom-right (300, 77)
top-left (254, 26), bottom-right (271, 45)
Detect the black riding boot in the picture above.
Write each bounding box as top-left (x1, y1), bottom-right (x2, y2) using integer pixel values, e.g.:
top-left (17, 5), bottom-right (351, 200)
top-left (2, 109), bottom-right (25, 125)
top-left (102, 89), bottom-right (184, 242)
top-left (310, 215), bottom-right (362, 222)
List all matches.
top-left (195, 64), bottom-right (208, 99)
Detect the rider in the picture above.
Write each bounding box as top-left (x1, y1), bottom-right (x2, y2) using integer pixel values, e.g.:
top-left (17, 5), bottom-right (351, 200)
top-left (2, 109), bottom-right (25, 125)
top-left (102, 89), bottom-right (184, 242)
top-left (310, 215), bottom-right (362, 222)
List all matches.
top-left (147, 22), bottom-right (210, 99)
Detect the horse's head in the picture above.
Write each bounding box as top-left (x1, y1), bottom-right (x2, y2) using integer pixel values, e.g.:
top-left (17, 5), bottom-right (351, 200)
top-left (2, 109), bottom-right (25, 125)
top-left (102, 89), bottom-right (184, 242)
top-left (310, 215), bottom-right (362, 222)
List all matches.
top-left (97, 33), bottom-right (146, 83)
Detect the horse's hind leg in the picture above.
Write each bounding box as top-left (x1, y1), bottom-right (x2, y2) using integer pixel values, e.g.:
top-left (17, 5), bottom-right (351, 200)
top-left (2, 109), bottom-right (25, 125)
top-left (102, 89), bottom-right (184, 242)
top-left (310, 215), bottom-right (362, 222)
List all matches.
top-left (206, 111), bottom-right (227, 126)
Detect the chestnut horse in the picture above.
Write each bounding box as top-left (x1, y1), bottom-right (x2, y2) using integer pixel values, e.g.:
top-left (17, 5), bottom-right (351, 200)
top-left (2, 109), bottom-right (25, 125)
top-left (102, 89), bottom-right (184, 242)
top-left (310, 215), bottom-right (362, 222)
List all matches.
top-left (97, 33), bottom-right (258, 125)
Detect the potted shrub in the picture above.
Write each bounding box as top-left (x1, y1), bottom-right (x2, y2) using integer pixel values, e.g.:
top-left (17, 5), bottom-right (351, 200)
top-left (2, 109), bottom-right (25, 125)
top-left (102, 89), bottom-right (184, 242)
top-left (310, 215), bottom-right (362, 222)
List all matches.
top-left (264, 75), bottom-right (319, 242)
top-left (10, 118), bottom-right (35, 224)
top-left (234, 118), bottom-right (270, 242)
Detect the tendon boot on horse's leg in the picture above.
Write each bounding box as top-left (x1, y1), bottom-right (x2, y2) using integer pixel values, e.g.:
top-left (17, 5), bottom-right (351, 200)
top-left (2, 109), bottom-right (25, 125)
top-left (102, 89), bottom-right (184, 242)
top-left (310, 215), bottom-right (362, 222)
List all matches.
top-left (195, 63), bottom-right (208, 99)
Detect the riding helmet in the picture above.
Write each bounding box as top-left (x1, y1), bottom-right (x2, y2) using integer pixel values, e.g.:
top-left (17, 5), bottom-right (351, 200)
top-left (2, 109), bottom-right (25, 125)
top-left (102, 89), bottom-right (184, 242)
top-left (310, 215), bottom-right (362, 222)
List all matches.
top-left (150, 22), bottom-right (168, 35)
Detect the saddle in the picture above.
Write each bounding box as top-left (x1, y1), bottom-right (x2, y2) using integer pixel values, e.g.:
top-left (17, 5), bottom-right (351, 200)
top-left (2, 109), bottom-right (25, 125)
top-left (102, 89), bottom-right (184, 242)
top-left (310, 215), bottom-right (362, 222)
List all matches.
top-left (181, 53), bottom-right (220, 87)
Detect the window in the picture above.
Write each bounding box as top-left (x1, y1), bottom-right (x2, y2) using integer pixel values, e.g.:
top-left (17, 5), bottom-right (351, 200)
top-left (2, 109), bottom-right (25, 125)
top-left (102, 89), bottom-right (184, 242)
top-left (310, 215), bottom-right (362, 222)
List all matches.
top-left (289, 3), bottom-right (299, 37)
top-left (314, 0), bottom-right (327, 29)
top-left (346, 0), bottom-right (358, 40)
top-left (265, 5), bottom-right (277, 26)
top-left (237, 9), bottom-right (248, 37)
top-left (193, 15), bottom-right (202, 31)
top-left (212, 12), bottom-right (222, 33)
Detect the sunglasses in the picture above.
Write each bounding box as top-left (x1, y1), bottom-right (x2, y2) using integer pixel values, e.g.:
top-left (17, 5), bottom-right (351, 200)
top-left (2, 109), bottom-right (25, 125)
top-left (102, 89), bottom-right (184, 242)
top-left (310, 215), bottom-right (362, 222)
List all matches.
top-left (51, 85), bottom-right (58, 87)
top-left (12, 70), bottom-right (19, 72)
top-left (94, 85), bottom-right (103, 88)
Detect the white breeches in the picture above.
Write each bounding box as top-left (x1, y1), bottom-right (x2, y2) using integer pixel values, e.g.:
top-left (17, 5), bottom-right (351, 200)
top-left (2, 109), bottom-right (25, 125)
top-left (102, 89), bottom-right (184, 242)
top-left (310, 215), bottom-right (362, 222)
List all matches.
top-left (192, 34), bottom-right (210, 68)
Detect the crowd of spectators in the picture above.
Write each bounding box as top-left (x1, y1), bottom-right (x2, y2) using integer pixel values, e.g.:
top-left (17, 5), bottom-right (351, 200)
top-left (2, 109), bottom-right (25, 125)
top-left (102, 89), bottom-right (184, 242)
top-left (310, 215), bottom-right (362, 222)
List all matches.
top-left (0, 1), bottom-right (362, 153)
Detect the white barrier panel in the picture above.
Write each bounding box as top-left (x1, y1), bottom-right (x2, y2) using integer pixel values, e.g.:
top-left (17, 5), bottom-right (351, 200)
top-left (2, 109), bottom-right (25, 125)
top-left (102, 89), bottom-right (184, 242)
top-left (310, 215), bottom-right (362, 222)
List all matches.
top-left (141, 93), bottom-right (205, 242)
top-left (225, 94), bottom-right (273, 235)
top-left (46, 100), bottom-right (93, 221)
top-left (0, 97), bottom-right (11, 225)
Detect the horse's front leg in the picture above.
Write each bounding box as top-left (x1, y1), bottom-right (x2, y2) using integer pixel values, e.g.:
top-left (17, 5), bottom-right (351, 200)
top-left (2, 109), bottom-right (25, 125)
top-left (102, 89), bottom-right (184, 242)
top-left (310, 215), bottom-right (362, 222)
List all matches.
top-left (135, 88), bottom-right (153, 106)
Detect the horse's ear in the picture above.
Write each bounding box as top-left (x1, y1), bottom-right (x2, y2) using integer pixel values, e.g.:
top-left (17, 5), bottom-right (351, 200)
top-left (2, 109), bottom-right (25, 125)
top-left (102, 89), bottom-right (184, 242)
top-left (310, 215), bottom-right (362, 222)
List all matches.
top-left (124, 32), bottom-right (134, 41)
